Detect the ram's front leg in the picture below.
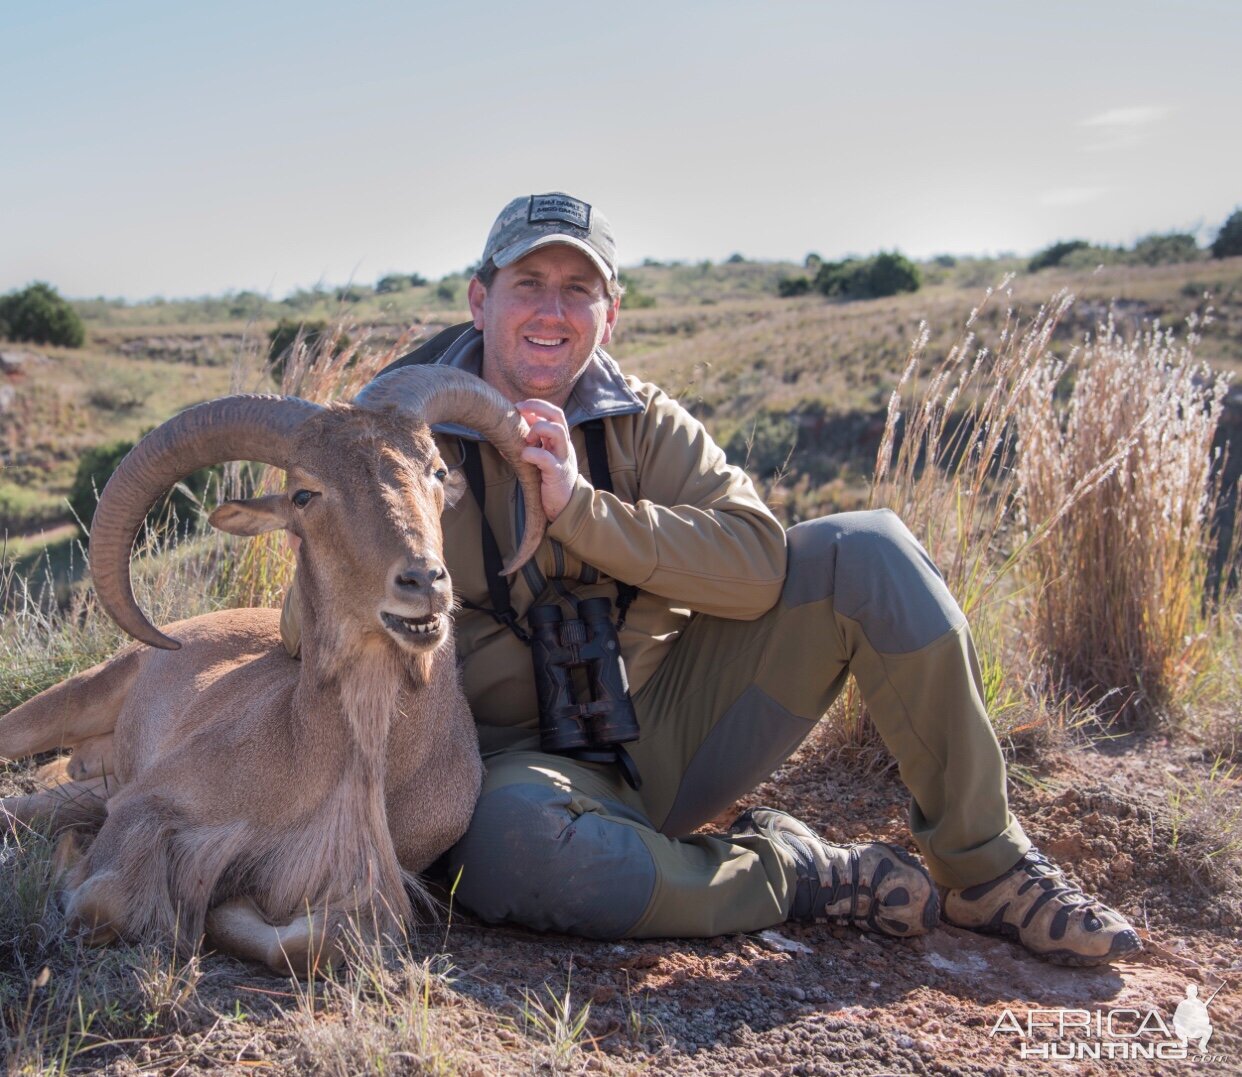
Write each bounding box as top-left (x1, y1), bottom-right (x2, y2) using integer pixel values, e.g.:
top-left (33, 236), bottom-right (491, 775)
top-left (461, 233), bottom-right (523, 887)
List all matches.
top-left (1, 776), bottom-right (111, 829)
top-left (206, 897), bottom-right (344, 977)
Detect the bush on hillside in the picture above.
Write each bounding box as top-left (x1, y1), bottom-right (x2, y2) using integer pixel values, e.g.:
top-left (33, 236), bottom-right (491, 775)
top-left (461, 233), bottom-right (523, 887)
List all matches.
top-left (0, 282), bottom-right (86, 347)
top-left (1211, 209), bottom-right (1242, 259)
top-left (618, 272), bottom-right (656, 308)
top-left (1028, 240), bottom-right (1090, 272)
top-left (814, 252), bottom-right (920, 299)
top-left (69, 439), bottom-right (218, 538)
top-left (376, 274), bottom-right (408, 294)
top-left (1131, 232), bottom-right (1201, 266)
top-left (435, 279), bottom-right (463, 304)
top-left (778, 276), bottom-right (812, 297)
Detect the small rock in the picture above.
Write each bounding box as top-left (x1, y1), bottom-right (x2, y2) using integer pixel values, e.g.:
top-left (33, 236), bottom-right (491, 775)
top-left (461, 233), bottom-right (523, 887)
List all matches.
top-left (0, 349), bottom-right (44, 374)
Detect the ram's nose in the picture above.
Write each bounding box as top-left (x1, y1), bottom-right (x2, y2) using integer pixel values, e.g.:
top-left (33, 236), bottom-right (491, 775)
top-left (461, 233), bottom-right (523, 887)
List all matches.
top-left (392, 557), bottom-right (450, 598)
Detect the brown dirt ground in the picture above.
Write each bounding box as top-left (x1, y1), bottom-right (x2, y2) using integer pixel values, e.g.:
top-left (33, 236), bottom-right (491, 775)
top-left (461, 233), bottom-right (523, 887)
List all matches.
top-left (5, 726), bottom-right (1239, 1075)
top-left (218, 727), bottom-right (1242, 1075)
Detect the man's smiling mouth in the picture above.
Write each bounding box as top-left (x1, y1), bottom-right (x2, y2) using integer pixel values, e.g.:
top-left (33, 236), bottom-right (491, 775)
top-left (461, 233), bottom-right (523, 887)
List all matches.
top-left (526, 336), bottom-right (567, 347)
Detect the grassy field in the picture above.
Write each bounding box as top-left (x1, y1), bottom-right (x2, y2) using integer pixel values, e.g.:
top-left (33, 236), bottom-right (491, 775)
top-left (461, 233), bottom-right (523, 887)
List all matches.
top-left (2, 255), bottom-right (1241, 1073)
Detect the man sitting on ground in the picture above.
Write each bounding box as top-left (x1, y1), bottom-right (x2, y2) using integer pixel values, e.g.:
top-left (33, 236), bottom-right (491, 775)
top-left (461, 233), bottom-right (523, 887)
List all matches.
top-left (282, 191), bottom-right (1141, 967)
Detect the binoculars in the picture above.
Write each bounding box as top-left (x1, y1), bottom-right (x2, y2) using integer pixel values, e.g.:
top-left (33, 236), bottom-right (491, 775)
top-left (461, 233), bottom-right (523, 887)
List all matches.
top-left (529, 597), bottom-right (640, 767)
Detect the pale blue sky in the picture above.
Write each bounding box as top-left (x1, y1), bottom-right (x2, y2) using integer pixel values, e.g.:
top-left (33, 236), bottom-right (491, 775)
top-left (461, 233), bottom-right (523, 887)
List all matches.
top-left (2, 0), bottom-right (1239, 300)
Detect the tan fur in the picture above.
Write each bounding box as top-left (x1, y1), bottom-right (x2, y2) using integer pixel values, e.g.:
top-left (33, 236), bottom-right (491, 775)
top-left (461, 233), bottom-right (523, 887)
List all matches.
top-left (0, 407), bottom-right (489, 973)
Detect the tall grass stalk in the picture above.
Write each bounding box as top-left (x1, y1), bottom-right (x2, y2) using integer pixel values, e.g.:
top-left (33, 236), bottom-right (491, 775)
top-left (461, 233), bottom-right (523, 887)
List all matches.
top-left (1015, 310), bottom-right (1232, 724)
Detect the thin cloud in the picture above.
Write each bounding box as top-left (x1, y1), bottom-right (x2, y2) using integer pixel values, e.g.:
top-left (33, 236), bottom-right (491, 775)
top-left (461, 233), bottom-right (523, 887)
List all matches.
top-left (1080, 106), bottom-right (1170, 128)
top-left (1079, 105), bottom-right (1171, 150)
top-left (1039, 186), bottom-right (1110, 208)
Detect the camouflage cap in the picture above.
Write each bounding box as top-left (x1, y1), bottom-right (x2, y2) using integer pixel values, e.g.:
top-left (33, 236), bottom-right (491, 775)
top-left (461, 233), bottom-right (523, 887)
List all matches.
top-left (480, 192), bottom-right (617, 284)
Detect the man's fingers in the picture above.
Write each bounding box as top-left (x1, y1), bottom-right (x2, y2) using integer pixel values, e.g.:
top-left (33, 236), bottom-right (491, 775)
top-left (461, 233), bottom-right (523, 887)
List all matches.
top-left (520, 445), bottom-right (560, 472)
top-left (525, 420), bottom-right (569, 454)
top-left (516, 398), bottom-right (567, 425)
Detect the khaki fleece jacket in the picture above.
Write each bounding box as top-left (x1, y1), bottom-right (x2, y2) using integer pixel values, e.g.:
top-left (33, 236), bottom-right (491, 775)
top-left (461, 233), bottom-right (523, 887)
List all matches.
top-left (280, 325), bottom-right (787, 753)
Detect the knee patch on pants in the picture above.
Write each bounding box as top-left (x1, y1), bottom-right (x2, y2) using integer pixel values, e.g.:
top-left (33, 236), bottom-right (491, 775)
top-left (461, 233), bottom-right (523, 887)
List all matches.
top-left (449, 782), bottom-right (656, 939)
top-left (785, 509), bottom-right (965, 653)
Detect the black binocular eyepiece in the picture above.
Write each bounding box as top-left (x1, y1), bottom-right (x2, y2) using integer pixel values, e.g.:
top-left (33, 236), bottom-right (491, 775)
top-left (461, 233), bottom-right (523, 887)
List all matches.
top-left (529, 598), bottom-right (640, 780)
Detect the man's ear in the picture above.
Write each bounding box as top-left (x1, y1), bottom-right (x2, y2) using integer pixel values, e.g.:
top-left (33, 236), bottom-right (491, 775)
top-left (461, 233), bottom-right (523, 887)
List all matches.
top-left (600, 293), bottom-right (620, 347)
top-left (208, 495), bottom-right (290, 536)
top-left (467, 275), bottom-right (487, 331)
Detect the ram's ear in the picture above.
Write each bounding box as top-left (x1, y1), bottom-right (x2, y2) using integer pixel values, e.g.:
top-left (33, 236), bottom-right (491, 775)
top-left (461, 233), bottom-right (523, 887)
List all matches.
top-left (208, 495), bottom-right (290, 536)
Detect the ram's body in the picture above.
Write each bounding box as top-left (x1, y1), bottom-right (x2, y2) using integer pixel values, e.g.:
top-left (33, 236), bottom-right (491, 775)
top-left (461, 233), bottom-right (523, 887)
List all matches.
top-left (0, 368), bottom-right (544, 974)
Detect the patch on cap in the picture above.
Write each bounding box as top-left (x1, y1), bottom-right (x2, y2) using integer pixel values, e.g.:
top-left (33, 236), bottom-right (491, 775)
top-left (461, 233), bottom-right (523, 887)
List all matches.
top-left (529, 194), bottom-right (591, 231)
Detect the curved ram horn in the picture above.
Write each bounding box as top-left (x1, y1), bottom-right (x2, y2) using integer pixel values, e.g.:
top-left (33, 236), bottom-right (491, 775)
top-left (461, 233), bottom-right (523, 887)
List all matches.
top-left (354, 367), bottom-right (546, 575)
top-left (89, 395), bottom-right (324, 650)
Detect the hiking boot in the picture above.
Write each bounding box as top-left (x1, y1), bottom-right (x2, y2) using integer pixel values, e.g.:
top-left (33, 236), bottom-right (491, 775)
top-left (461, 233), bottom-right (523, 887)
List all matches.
top-left (940, 847), bottom-right (1142, 967)
top-left (728, 807), bottom-right (939, 937)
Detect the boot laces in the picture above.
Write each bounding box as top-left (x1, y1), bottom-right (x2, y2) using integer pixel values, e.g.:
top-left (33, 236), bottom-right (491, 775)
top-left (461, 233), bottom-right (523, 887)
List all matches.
top-left (1018, 848), bottom-right (1098, 912)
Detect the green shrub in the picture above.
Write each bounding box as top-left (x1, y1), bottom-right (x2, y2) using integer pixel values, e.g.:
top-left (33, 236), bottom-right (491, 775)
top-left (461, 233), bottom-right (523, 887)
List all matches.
top-left (1131, 232), bottom-right (1200, 266)
top-left (618, 272), bottom-right (656, 308)
top-left (435, 279), bottom-right (462, 304)
top-left (69, 439), bottom-right (217, 538)
top-left (1028, 240), bottom-right (1090, 272)
top-left (778, 276), bottom-right (812, 297)
top-left (1211, 209), bottom-right (1242, 259)
top-left (0, 282), bottom-right (86, 347)
top-left (866, 252), bottom-right (921, 296)
top-left (375, 274), bottom-right (408, 294)
top-left (814, 252), bottom-right (920, 299)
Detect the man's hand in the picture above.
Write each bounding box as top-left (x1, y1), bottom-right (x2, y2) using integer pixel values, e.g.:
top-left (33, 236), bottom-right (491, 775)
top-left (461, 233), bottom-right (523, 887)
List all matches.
top-left (516, 399), bottom-right (578, 522)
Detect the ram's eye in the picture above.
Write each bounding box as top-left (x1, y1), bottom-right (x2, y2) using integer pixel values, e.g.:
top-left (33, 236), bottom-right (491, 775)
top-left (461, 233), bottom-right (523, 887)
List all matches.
top-left (291, 489), bottom-right (317, 508)
top-left (434, 468), bottom-right (448, 482)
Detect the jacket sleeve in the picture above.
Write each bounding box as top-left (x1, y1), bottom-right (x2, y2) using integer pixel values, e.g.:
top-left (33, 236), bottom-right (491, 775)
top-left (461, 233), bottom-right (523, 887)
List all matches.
top-left (546, 383), bottom-right (787, 620)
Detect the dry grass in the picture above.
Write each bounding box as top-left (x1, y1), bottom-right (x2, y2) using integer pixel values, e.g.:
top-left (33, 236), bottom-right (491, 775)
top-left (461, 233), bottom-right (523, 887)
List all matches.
top-left (1166, 756), bottom-right (1242, 916)
top-left (818, 285), bottom-right (1241, 763)
top-left (1015, 308), bottom-right (1233, 725)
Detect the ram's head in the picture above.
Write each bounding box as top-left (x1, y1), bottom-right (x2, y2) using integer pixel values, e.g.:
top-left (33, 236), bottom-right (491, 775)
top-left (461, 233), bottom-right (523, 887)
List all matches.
top-left (88, 366), bottom-right (544, 657)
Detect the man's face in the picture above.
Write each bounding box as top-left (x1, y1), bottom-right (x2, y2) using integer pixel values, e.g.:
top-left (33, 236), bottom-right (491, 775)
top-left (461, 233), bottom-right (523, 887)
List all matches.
top-left (467, 245), bottom-right (619, 406)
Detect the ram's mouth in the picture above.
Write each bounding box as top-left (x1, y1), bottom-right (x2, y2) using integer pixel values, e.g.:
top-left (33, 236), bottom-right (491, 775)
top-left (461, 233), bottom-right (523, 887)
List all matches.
top-left (381, 611), bottom-right (445, 645)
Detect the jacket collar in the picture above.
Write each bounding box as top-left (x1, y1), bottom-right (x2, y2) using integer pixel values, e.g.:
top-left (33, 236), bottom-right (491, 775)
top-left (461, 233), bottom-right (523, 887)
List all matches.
top-left (429, 326), bottom-right (643, 440)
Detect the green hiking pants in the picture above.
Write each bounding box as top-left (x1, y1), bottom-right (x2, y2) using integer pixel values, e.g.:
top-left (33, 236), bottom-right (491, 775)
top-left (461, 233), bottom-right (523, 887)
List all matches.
top-left (448, 510), bottom-right (1031, 938)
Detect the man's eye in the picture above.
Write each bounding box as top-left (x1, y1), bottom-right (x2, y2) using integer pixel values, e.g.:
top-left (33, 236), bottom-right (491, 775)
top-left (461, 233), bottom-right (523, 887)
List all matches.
top-left (291, 489), bottom-right (317, 508)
